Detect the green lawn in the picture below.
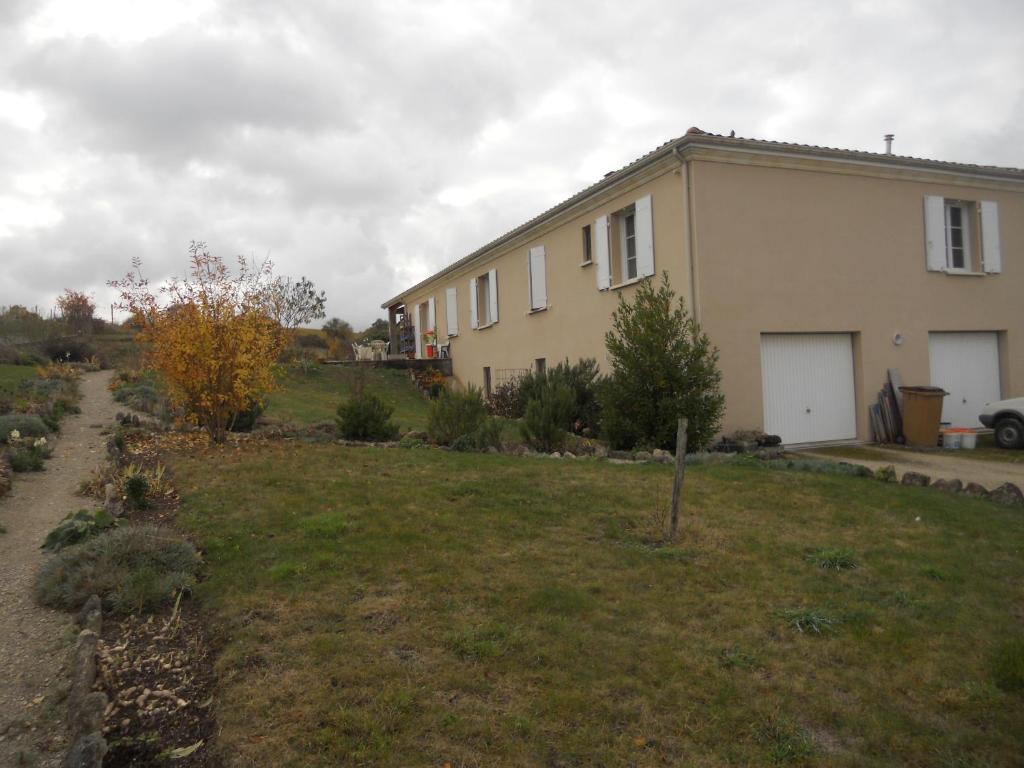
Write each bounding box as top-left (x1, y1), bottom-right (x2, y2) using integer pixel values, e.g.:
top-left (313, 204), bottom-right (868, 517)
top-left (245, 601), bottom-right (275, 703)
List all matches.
top-left (815, 436), bottom-right (1024, 465)
top-left (0, 363), bottom-right (38, 396)
top-left (263, 365), bottom-right (431, 432)
top-left (170, 443), bottom-right (1024, 767)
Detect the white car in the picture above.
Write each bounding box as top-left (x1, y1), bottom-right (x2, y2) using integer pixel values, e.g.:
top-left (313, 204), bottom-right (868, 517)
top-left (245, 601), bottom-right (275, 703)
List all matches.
top-left (979, 397), bottom-right (1024, 449)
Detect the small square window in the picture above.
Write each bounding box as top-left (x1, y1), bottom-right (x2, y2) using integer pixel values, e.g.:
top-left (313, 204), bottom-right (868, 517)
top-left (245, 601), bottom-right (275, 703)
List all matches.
top-left (581, 225), bottom-right (592, 264)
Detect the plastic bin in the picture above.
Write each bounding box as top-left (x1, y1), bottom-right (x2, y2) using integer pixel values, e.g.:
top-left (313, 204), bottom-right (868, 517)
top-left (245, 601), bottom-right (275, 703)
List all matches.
top-left (941, 430), bottom-right (961, 449)
top-left (899, 386), bottom-right (948, 447)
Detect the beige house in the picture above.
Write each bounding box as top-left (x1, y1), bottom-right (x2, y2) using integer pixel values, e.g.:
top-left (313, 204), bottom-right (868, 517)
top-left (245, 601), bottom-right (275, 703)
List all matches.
top-left (382, 128), bottom-right (1024, 445)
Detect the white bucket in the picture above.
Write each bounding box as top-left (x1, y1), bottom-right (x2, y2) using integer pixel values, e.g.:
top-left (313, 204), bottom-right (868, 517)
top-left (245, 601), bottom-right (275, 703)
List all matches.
top-left (960, 431), bottom-right (977, 450)
top-left (942, 431), bottom-right (961, 449)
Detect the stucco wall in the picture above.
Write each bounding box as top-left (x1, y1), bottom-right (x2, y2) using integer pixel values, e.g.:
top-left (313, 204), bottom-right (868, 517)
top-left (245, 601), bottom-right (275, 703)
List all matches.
top-left (693, 157), bottom-right (1024, 438)
top-left (400, 165), bottom-right (692, 389)
top-left (393, 150), bottom-right (1023, 441)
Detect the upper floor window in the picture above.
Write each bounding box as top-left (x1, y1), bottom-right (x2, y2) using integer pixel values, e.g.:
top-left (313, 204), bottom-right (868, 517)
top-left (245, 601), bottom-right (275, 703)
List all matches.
top-left (581, 224), bottom-right (592, 266)
top-left (944, 201), bottom-right (972, 270)
top-left (621, 208), bottom-right (638, 281)
top-left (469, 268), bottom-right (498, 328)
top-left (593, 194), bottom-right (655, 290)
top-left (528, 245), bottom-right (548, 312)
top-left (924, 195), bottom-right (1001, 275)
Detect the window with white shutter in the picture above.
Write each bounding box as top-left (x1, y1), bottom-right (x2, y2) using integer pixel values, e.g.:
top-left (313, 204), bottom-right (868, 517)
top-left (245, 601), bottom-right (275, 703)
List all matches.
top-left (528, 245), bottom-right (547, 311)
top-left (925, 195), bottom-right (1000, 275)
top-left (471, 270), bottom-right (498, 328)
top-left (980, 200), bottom-right (1002, 274)
top-left (594, 215), bottom-right (611, 290)
top-left (445, 286), bottom-right (459, 336)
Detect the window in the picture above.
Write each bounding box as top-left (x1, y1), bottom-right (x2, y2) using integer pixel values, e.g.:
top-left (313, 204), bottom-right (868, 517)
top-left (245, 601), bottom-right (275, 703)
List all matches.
top-left (621, 209), bottom-right (637, 281)
top-left (469, 268), bottom-right (498, 328)
top-left (593, 194), bottom-right (655, 290)
top-left (944, 201), bottom-right (971, 270)
top-left (581, 224), bottom-right (592, 265)
top-left (924, 196), bottom-right (1001, 274)
top-left (445, 286), bottom-right (458, 336)
top-left (535, 357), bottom-right (546, 375)
top-left (483, 366), bottom-right (492, 399)
top-left (528, 245), bottom-right (547, 311)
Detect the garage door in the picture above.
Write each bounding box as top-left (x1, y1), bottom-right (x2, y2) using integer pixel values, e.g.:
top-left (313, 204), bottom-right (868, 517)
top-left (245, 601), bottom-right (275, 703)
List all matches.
top-left (761, 334), bottom-right (857, 445)
top-left (928, 332), bottom-right (1000, 427)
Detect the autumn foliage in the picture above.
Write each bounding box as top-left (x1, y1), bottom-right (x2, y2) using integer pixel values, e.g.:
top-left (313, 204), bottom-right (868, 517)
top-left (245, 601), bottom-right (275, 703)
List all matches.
top-left (110, 242), bottom-right (287, 443)
top-left (57, 289), bottom-right (96, 334)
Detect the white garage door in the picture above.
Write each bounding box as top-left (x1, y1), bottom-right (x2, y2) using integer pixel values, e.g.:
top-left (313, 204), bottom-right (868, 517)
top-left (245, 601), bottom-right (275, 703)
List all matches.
top-left (761, 333), bottom-right (857, 445)
top-left (928, 332), bottom-right (1000, 427)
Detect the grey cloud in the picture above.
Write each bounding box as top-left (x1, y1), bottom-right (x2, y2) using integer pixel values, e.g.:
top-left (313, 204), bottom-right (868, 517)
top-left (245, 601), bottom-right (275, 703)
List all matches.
top-left (1, 0), bottom-right (1023, 328)
top-left (13, 32), bottom-right (354, 163)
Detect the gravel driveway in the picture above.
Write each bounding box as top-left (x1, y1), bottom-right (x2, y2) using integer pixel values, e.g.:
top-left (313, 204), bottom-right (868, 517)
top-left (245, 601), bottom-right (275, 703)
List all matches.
top-left (0, 370), bottom-right (118, 767)
top-left (803, 446), bottom-right (1024, 490)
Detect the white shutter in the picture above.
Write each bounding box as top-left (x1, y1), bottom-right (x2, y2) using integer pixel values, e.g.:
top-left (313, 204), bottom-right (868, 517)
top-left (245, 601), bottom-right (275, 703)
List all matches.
top-left (445, 286), bottom-right (458, 336)
top-left (427, 296), bottom-right (435, 334)
top-left (488, 268), bottom-right (498, 323)
top-left (529, 245), bottom-right (547, 310)
top-left (594, 215), bottom-right (611, 290)
top-left (634, 195), bottom-right (655, 278)
top-left (924, 195), bottom-right (946, 271)
top-left (469, 277), bottom-right (479, 329)
top-left (980, 200), bottom-right (1002, 274)
top-left (413, 302), bottom-right (422, 358)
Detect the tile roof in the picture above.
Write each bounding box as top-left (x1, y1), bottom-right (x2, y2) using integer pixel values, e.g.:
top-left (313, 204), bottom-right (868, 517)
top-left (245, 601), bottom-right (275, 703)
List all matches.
top-left (383, 128), bottom-right (1024, 307)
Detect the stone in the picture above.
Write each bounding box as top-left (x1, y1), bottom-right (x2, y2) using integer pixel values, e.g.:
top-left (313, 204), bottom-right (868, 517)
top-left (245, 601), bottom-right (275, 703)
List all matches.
top-left (0, 456), bottom-right (11, 498)
top-left (592, 444), bottom-right (609, 458)
top-left (76, 595), bottom-right (102, 633)
top-left (485, 446), bottom-right (499, 454)
top-left (608, 450), bottom-right (633, 461)
top-left (931, 478), bottom-right (963, 494)
top-left (68, 630), bottom-right (98, 723)
top-left (900, 471), bottom-right (930, 487)
top-left (962, 482), bottom-right (988, 498)
top-left (633, 451), bottom-right (653, 462)
top-left (874, 465), bottom-right (897, 483)
top-left (987, 482), bottom-right (1024, 507)
top-left (62, 732), bottom-right (107, 768)
top-left (651, 448), bottom-right (672, 462)
top-left (549, 452), bottom-right (562, 459)
top-left (103, 483), bottom-right (122, 517)
top-left (71, 692), bottom-right (107, 738)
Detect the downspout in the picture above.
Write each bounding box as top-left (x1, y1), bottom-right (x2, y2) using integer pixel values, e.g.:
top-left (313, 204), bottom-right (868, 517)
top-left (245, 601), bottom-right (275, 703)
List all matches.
top-left (673, 148), bottom-right (701, 324)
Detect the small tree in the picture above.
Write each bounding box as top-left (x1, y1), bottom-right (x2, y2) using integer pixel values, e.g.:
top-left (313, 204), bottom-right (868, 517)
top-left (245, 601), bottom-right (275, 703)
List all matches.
top-left (323, 317), bottom-right (354, 341)
top-left (600, 272), bottom-right (724, 451)
top-left (270, 276), bottom-right (327, 329)
top-left (56, 290), bottom-right (96, 335)
top-left (360, 318), bottom-right (390, 343)
top-left (110, 242), bottom-right (287, 443)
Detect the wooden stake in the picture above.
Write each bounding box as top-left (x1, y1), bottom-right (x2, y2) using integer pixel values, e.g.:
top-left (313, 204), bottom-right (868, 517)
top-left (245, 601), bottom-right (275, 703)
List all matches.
top-left (669, 417), bottom-right (688, 539)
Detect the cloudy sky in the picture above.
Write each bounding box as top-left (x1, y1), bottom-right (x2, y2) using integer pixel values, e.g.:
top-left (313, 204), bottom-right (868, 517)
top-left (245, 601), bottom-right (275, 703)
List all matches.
top-left (1, 0), bottom-right (1022, 326)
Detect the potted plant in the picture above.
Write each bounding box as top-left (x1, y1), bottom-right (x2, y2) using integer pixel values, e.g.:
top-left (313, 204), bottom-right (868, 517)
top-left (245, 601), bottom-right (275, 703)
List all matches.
top-left (424, 328), bottom-right (437, 358)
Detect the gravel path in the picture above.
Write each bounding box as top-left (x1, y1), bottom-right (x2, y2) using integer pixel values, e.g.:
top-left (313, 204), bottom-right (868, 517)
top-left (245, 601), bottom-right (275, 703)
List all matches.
top-left (803, 446), bottom-right (1024, 490)
top-left (0, 370), bottom-right (118, 767)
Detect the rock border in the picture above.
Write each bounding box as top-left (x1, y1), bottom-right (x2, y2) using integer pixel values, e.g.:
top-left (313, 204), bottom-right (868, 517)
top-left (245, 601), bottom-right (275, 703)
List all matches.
top-left (63, 594), bottom-right (106, 768)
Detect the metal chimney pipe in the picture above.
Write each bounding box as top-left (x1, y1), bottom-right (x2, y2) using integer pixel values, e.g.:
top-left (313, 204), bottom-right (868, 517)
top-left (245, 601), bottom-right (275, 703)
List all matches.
top-left (884, 134), bottom-right (894, 155)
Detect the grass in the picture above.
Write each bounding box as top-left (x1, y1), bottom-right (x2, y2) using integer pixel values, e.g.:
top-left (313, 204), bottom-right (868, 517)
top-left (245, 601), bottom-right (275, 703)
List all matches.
top-left (0, 363), bottom-right (37, 397)
top-left (814, 435), bottom-right (1024, 465)
top-left (167, 442), bottom-right (1024, 767)
top-left (263, 365), bottom-right (431, 432)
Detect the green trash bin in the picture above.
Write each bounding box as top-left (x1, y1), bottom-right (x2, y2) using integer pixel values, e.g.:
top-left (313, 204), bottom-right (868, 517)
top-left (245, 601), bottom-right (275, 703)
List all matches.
top-left (899, 386), bottom-right (947, 447)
